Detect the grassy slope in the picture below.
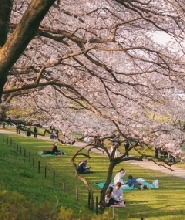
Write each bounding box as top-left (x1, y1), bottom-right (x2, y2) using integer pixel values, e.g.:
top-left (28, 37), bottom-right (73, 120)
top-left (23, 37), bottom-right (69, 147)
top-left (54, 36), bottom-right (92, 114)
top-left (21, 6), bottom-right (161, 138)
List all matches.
top-left (0, 132), bottom-right (185, 219)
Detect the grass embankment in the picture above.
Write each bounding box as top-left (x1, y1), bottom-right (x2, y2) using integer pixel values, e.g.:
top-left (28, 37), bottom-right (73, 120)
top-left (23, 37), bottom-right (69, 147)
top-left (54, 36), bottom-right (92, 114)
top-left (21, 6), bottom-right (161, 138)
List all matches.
top-left (0, 132), bottom-right (185, 219)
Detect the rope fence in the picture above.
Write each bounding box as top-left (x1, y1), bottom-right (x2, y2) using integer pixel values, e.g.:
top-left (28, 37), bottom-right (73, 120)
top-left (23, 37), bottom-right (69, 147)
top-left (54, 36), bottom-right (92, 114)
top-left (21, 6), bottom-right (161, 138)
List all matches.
top-left (0, 135), bottom-right (98, 213)
top-left (0, 134), bottom-right (147, 219)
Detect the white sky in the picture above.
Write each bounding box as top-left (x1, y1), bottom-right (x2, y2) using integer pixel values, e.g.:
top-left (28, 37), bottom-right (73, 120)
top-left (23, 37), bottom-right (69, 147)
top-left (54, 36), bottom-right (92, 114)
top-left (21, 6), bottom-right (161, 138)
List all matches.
top-left (150, 31), bottom-right (173, 45)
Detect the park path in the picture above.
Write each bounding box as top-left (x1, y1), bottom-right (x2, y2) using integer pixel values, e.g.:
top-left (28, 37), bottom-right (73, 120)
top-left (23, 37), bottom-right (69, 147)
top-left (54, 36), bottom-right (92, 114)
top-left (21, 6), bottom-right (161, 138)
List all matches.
top-left (0, 128), bottom-right (185, 179)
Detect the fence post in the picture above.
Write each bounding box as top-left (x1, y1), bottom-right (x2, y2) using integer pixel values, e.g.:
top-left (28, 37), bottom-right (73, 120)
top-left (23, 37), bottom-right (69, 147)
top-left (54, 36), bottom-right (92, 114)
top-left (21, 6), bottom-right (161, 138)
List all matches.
top-left (33, 157), bottom-right (35, 167)
top-left (62, 179), bottom-right (65, 190)
top-left (38, 161), bottom-right (40, 173)
top-left (95, 196), bottom-right (99, 215)
top-left (28, 152), bottom-right (30, 162)
top-left (44, 166), bottom-right (47, 178)
top-left (88, 191), bottom-right (91, 208)
top-left (112, 207), bottom-right (115, 220)
top-left (90, 191), bottom-right (94, 210)
top-left (19, 146), bottom-right (22, 154)
top-left (76, 186), bottom-right (79, 202)
top-left (53, 171), bottom-right (56, 186)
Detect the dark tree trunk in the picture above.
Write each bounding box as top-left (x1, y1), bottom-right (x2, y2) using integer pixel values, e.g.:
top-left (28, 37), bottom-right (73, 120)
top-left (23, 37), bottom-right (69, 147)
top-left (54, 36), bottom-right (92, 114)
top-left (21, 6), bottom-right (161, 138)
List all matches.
top-left (0, 0), bottom-right (13, 102)
top-left (99, 161), bottom-right (116, 212)
top-left (0, 0), bottom-right (56, 101)
top-left (0, 0), bottom-right (12, 47)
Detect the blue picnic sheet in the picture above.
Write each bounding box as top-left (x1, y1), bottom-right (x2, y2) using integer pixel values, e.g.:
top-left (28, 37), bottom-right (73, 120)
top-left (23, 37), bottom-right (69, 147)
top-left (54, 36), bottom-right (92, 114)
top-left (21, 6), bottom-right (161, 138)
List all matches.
top-left (37, 151), bottom-right (66, 157)
top-left (95, 181), bottom-right (156, 190)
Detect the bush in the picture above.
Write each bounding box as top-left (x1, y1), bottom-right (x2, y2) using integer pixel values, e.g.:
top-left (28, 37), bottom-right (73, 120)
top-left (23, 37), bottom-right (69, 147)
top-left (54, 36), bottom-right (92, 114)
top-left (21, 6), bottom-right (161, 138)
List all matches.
top-left (0, 189), bottom-right (111, 220)
top-left (0, 190), bottom-right (57, 220)
top-left (57, 207), bottom-right (111, 220)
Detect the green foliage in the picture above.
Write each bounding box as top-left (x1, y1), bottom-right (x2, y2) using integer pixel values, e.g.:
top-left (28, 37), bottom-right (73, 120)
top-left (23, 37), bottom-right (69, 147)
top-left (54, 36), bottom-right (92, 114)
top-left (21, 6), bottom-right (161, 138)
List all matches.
top-left (0, 189), bottom-right (57, 220)
top-left (57, 207), bottom-right (111, 220)
top-left (0, 189), bottom-right (112, 220)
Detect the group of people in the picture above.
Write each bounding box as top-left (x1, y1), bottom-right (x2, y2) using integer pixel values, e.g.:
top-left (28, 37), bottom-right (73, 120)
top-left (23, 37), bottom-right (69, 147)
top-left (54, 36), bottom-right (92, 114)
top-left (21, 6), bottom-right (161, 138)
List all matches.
top-left (155, 146), bottom-right (177, 163)
top-left (16, 124), bottom-right (38, 138)
top-left (109, 135), bottom-right (130, 158)
top-left (105, 182), bottom-right (124, 207)
top-left (105, 168), bottom-right (150, 207)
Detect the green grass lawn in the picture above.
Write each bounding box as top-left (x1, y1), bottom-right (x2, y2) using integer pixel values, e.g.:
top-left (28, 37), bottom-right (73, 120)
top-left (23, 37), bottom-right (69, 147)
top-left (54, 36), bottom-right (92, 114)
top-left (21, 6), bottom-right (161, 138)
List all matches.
top-left (0, 133), bottom-right (185, 219)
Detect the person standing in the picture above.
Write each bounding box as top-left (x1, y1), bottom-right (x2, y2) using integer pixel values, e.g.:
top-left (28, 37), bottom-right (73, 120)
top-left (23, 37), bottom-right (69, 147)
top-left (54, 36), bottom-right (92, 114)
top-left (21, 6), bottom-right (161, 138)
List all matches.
top-left (124, 141), bottom-right (130, 157)
top-left (16, 124), bottom-right (21, 134)
top-left (155, 146), bottom-right (159, 158)
top-left (34, 126), bottom-right (37, 138)
top-left (26, 127), bottom-right (31, 137)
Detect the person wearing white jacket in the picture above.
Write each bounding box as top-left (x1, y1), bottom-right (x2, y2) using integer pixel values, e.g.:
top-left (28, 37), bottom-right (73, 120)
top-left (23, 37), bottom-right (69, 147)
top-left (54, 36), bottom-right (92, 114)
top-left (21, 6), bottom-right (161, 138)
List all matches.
top-left (114, 168), bottom-right (127, 185)
top-left (113, 182), bottom-right (123, 202)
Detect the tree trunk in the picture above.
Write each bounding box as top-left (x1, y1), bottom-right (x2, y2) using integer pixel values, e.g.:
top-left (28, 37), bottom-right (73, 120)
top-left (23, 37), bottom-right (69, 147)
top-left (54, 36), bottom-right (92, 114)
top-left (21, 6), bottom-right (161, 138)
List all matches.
top-left (0, 0), bottom-right (12, 47)
top-left (99, 161), bottom-right (116, 212)
top-left (0, 0), bottom-right (56, 101)
top-left (0, 0), bottom-right (13, 102)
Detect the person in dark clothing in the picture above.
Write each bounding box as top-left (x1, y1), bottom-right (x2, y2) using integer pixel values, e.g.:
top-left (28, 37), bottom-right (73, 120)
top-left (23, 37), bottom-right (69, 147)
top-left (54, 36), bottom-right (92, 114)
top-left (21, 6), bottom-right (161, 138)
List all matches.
top-left (105, 186), bottom-right (115, 207)
top-left (51, 142), bottom-right (60, 154)
top-left (16, 124), bottom-right (21, 134)
top-left (34, 126), bottom-right (37, 138)
top-left (110, 134), bottom-right (120, 147)
top-left (124, 141), bottom-right (129, 157)
top-left (54, 129), bottom-right (59, 139)
top-left (127, 175), bottom-right (150, 190)
top-left (44, 142), bottom-right (65, 155)
top-left (155, 147), bottom-right (159, 158)
top-left (77, 160), bottom-right (91, 173)
top-left (26, 127), bottom-right (31, 137)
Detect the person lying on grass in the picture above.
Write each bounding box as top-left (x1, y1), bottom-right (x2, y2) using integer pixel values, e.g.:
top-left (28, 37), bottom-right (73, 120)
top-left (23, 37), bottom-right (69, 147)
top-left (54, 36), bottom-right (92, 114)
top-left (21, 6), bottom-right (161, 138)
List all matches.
top-left (127, 175), bottom-right (150, 190)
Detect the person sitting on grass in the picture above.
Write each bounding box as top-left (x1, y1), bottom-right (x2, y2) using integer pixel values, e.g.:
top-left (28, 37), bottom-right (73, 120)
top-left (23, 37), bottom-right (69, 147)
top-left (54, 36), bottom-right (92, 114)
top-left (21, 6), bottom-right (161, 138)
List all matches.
top-left (127, 175), bottom-right (150, 190)
top-left (77, 160), bottom-right (91, 174)
top-left (112, 182), bottom-right (124, 205)
top-left (114, 168), bottom-right (127, 185)
top-left (51, 142), bottom-right (59, 154)
top-left (105, 182), bottom-right (125, 207)
top-left (44, 142), bottom-right (65, 155)
top-left (105, 186), bottom-right (114, 207)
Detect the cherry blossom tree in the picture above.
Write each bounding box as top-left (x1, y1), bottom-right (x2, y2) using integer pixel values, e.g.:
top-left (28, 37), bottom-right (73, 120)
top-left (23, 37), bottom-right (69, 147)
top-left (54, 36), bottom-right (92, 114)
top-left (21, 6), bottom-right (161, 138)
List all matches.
top-left (1, 0), bottom-right (185, 211)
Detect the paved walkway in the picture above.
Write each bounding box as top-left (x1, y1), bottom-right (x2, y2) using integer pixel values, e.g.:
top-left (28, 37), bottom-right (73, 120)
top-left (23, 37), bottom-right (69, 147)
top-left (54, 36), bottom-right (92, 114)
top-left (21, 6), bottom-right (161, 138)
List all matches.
top-left (1, 128), bottom-right (185, 179)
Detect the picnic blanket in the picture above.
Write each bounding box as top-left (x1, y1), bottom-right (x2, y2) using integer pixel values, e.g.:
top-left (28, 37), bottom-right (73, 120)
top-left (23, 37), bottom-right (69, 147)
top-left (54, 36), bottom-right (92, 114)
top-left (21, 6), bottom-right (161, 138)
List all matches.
top-left (37, 151), bottom-right (66, 157)
top-left (95, 180), bottom-right (156, 190)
